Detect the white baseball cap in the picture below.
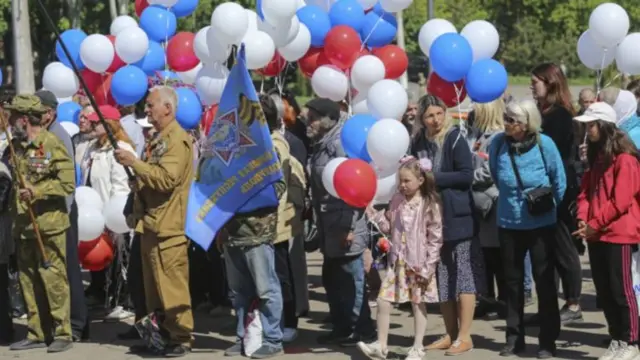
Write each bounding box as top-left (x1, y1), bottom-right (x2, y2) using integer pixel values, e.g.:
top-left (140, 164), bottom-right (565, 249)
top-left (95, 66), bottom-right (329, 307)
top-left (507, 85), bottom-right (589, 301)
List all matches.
top-left (574, 102), bottom-right (617, 124)
top-left (136, 116), bottom-right (153, 128)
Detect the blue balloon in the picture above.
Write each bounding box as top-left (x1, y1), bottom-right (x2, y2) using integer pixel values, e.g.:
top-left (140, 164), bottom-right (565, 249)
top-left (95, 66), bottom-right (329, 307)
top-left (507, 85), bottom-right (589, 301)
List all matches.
top-left (360, 11), bottom-right (397, 48)
top-left (75, 164), bottom-right (82, 187)
top-left (57, 102), bottom-right (82, 124)
top-left (140, 5), bottom-right (177, 43)
top-left (133, 40), bottom-right (166, 75)
top-left (172, 0), bottom-right (198, 18)
top-left (0, 67), bottom-right (3, 86)
top-left (371, 2), bottom-right (385, 15)
top-left (56, 29), bottom-right (87, 70)
top-left (175, 88), bottom-right (203, 130)
top-left (111, 66), bottom-right (149, 106)
top-left (330, 0), bottom-right (365, 32)
top-left (256, 0), bottom-right (264, 20)
top-left (152, 70), bottom-right (179, 83)
top-left (429, 33), bottom-right (473, 82)
top-left (465, 59), bottom-right (509, 103)
top-left (341, 114), bottom-right (377, 162)
top-left (297, 5), bottom-right (332, 47)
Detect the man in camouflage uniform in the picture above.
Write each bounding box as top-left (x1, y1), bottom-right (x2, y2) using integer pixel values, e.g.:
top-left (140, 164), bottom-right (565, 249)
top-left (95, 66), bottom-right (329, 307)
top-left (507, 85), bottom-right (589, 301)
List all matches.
top-left (4, 95), bottom-right (75, 353)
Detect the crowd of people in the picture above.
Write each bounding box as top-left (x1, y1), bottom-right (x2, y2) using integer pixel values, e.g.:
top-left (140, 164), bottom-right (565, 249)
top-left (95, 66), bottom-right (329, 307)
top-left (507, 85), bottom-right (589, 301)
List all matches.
top-left (1, 61), bottom-right (640, 360)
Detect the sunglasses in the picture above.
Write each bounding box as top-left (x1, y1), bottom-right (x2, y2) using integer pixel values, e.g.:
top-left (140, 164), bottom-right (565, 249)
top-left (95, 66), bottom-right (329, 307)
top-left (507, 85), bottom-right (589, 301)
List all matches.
top-left (503, 113), bottom-right (516, 124)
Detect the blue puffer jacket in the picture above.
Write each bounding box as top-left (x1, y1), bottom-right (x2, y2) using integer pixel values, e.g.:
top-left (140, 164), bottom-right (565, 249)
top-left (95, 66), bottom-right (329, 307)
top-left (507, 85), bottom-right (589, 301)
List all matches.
top-left (620, 114), bottom-right (640, 149)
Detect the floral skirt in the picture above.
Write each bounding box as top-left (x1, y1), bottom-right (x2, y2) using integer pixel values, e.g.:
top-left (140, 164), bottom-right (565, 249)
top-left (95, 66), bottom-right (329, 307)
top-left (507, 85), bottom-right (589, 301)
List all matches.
top-left (378, 259), bottom-right (439, 304)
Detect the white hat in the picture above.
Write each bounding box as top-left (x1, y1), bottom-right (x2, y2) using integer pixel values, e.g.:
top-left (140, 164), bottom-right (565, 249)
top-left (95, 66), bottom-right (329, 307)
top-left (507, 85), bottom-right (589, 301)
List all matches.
top-left (136, 116), bottom-right (153, 128)
top-left (574, 102), bottom-right (617, 124)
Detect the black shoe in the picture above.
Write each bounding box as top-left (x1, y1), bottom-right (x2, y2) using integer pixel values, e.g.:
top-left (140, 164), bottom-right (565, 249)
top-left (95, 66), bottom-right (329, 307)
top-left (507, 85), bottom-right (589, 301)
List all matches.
top-left (339, 331), bottom-right (377, 347)
top-left (164, 344), bottom-right (190, 357)
top-left (224, 343), bottom-right (243, 357)
top-left (317, 331), bottom-right (350, 345)
top-left (117, 326), bottom-right (141, 340)
top-left (250, 344), bottom-right (284, 359)
top-left (129, 344), bottom-right (153, 354)
top-left (524, 313), bottom-right (540, 326)
top-left (537, 346), bottom-right (556, 359)
top-left (499, 341), bottom-right (525, 357)
top-left (47, 339), bottom-right (73, 353)
top-left (9, 339), bottom-right (47, 351)
top-left (525, 292), bottom-right (534, 307)
top-left (560, 305), bottom-right (583, 325)
top-left (0, 328), bottom-right (14, 346)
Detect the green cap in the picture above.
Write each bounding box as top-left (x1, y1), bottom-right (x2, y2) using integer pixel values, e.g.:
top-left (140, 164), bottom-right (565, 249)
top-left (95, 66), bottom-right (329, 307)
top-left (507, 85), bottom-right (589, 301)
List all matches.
top-left (5, 94), bottom-right (47, 115)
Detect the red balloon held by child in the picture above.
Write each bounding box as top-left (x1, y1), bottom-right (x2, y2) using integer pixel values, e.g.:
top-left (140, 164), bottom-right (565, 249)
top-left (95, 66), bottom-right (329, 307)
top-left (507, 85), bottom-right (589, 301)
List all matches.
top-left (333, 159), bottom-right (377, 208)
top-left (426, 73), bottom-right (467, 108)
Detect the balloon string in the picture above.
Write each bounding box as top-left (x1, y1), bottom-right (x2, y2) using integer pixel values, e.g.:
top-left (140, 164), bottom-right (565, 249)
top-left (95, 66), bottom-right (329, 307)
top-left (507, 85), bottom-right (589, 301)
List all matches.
top-left (595, 50), bottom-right (608, 96)
top-left (452, 83), bottom-right (466, 138)
top-left (360, 11), bottom-right (385, 50)
top-left (603, 73), bottom-right (621, 90)
top-left (260, 74), bottom-right (265, 94)
top-left (163, 8), bottom-right (171, 86)
top-left (346, 69), bottom-right (354, 117)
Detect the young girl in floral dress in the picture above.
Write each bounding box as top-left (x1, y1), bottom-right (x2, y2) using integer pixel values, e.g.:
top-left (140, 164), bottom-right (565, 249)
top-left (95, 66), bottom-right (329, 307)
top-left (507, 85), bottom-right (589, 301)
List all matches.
top-left (358, 156), bottom-right (443, 360)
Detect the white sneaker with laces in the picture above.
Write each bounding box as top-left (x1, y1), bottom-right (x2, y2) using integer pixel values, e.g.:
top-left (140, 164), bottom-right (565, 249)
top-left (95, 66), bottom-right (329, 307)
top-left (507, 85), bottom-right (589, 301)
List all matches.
top-left (357, 341), bottom-right (387, 360)
top-left (283, 328), bottom-right (298, 343)
top-left (616, 341), bottom-right (640, 360)
top-left (598, 340), bottom-right (619, 360)
top-left (405, 347), bottom-right (425, 360)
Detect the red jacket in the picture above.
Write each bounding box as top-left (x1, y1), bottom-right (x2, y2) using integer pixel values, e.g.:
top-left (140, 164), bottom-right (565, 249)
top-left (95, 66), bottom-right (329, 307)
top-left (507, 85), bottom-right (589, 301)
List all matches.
top-left (577, 153), bottom-right (640, 244)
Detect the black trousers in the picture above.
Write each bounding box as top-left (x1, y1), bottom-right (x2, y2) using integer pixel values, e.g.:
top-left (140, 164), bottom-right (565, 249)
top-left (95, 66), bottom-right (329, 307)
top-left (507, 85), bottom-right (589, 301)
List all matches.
top-left (483, 247), bottom-right (506, 301)
top-left (0, 263), bottom-right (12, 341)
top-left (127, 234), bottom-right (147, 321)
top-left (589, 242), bottom-right (639, 344)
top-left (274, 241), bottom-right (298, 329)
top-left (499, 226), bottom-right (560, 348)
top-left (553, 211), bottom-right (582, 303)
top-left (188, 243), bottom-right (230, 308)
top-left (66, 203), bottom-right (88, 337)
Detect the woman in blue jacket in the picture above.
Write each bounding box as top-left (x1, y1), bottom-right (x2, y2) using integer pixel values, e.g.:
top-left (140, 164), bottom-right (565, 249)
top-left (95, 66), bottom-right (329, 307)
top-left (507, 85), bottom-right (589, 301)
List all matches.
top-left (488, 99), bottom-right (566, 358)
top-left (411, 95), bottom-right (484, 356)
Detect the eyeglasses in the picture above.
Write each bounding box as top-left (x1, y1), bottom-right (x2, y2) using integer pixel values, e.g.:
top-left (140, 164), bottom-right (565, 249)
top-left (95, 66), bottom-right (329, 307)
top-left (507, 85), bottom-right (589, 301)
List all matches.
top-left (503, 114), bottom-right (516, 124)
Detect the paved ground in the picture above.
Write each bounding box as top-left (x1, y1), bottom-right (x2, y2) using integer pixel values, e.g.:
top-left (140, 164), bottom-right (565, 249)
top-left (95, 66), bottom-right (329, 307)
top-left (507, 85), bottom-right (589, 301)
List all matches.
top-left (0, 252), bottom-right (610, 360)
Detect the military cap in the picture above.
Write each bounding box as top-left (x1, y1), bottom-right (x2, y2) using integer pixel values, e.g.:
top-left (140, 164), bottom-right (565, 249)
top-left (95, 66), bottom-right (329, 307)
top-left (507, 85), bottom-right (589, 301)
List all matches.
top-left (4, 94), bottom-right (47, 115)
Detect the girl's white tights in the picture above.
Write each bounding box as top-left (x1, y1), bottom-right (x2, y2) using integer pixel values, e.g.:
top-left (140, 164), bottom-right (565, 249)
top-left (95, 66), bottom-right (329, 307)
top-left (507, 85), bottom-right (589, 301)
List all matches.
top-left (376, 299), bottom-right (428, 352)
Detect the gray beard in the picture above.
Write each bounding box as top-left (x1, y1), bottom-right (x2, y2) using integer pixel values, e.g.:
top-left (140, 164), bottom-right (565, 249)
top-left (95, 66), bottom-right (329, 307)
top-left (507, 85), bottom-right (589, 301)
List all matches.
top-left (11, 127), bottom-right (27, 141)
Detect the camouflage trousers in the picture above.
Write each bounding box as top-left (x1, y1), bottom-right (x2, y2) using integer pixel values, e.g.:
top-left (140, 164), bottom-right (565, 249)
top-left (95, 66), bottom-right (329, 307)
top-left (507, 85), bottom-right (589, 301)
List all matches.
top-left (17, 232), bottom-right (71, 341)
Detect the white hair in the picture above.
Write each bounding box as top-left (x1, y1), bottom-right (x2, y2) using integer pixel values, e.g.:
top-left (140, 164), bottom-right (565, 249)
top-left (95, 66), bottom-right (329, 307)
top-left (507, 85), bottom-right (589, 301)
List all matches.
top-left (506, 99), bottom-right (542, 133)
top-left (150, 85), bottom-right (178, 113)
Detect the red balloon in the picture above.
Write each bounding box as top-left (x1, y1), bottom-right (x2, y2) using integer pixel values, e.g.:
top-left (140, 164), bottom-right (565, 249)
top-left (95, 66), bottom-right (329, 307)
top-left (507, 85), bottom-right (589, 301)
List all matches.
top-left (80, 69), bottom-right (102, 95)
top-left (93, 74), bottom-right (116, 106)
top-left (81, 234), bottom-right (114, 272)
top-left (257, 52), bottom-right (287, 77)
top-left (135, 0), bottom-right (149, 17)
top-left (334, 159), bottom-right (377, 208)
top-left (427, 73), bottom-right (467, 108)
top-left (202, 105), bottom-right (218, 137)
top-left (298, 47), bottom-right (330, 78)
top-left (167, 32), bottom-right (199, 72)
top-left (373, 45), bottom-right (409, 79)
top-left (324, 25), bottom-right (362, 70)
top-left (106, 35), bottom-right (125, 73)
top-left (78, 236), bottom-right (101, 262)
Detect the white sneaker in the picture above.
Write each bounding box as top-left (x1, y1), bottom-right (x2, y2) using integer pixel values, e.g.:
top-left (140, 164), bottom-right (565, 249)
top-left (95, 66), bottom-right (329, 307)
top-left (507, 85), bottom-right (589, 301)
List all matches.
top-left (283, 328), bottom-right (298, 343)
top-left (616, 341), bottom-right (640, 360)
top-left (405, 347), bottom-right (425, 360)
top-left (104, 306), bottom-right (135, 321)
top-left (598, 340), bottom-right (619, 360)
top-left (357, 341), bottom-right (387, 360)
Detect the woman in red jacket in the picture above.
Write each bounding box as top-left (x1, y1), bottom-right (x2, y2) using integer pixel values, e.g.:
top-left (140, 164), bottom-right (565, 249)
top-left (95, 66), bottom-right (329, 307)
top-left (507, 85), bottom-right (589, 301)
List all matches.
top-left (573, 102), bottom-right (640, 360)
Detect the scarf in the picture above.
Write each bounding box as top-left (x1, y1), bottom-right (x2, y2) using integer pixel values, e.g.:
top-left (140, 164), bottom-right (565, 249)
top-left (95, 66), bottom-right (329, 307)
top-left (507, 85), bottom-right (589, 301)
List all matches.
top-left (506, 132), bottom-right (538, 155)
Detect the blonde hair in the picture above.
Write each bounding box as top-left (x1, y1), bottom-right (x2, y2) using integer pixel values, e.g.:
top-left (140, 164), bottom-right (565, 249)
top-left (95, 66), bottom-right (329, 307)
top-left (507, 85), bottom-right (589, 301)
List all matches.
top-left (414, 94), bottom-right (452, 146)
top-left (473, 98), bottom-right (505, 132)
top-left (506, 100), bottom-right (542, 133)
top-left (99, 119), bottom-right (134, 148)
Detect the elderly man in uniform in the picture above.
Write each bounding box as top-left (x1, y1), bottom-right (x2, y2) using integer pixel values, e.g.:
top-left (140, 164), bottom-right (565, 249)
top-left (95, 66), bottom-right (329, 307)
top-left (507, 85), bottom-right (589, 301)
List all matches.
top-left (114, 86), bottom-right (194, 357)
top-left (4, 95), bottom-right (75, 353)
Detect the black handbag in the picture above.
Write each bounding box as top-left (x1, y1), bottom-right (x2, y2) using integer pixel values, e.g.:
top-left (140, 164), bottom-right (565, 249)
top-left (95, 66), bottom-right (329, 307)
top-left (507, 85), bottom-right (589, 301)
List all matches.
top-left (508, 143), bottom-right (555, 216)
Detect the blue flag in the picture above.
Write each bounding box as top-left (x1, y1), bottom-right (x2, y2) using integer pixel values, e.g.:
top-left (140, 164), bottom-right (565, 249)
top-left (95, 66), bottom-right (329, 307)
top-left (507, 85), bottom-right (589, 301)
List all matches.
top-left (185, 46), bottom-right (283, 250)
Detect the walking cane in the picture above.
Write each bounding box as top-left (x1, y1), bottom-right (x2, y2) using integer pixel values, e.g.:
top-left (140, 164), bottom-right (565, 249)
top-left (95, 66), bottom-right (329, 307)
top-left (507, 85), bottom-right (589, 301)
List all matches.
top-left (0, 112), bottom-right (51, 269)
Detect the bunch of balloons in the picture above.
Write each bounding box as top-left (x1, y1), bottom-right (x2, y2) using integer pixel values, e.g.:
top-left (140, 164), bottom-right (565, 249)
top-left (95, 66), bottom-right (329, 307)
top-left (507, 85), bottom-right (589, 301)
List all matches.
top-left (419, 18), bottom-right (507, 105)
top-left (576, 3), bottom-right (639, 76)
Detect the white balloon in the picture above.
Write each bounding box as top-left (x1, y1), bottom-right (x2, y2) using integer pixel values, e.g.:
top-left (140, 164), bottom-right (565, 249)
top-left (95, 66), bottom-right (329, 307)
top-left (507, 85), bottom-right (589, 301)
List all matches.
top-left (195, 63), bottom-right (229, 106)
top-left (80, 34), bottom-right (115, 73)
top-left (110, 15), bottom-right (138, 36)
top-left (242, 31), bottom-right (276, 70)
top-left (322, 157), bottom-right (347, 198)
top-left (278, 23), bottom-right (311, 61)
top-left (374, 171), bottom-right (398, 205)
top-left (367, 80), bottom-right (408, 120)
top-left (258, 15), bottom-right (300, 47)
top-left (211, 2), bottom-right (249, 45)
top-left (616, 33), bottom-right (640, 75)
top-left (75, 186), bottom-right (104, 210)
top-left (42, 62), bottom-right (79, 98)
top-left (418, 19), bottom-right (457, 57)
top-left (577, 30), bottom-right (615, 70)
top-left (311, 65), bottom-right (349, 102)
top-left (149, 0), bottom-right (178, 7)
top-left (77, 206), bottom-right (106, 241)
top-left (367, 118), bottom-right (410, 171)
top-left (356, 0), bottom-right (378, 10)
top-left (246, 10), bottom-right (259, 33)
top-left (589, 2), bottom-right (629, 47)
top-left (194, 26), bottom-right (212, 63)
top-left (103, 195), bottom-right (131, 234)
top-left (207, 27), bottom-right (233, 62)
top-left (379, 0), bottom-right (413, 12)
top-left (351, 55), bottom-right (386, 92)
top-left (351, 92), bottom-right (369, 114)
top-left (115, 27), bottom-right (149, 64)
top-left (177, 62), bottom-right (203, 85)
top-left (460, 20), bottom-right (499, 62)
top-left (60, 121), bottom-right (80, 138)
top-left (262, 0), bottom-right (298, 26)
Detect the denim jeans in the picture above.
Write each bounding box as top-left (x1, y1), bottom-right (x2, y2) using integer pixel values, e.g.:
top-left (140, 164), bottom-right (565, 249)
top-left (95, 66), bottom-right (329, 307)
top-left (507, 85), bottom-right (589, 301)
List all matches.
top-left (322, 253), bottom-right (374, 336)
top-left (524, 251), bottom-right (533, 293)
top-left (224, 243), bottom-right (283, 347)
